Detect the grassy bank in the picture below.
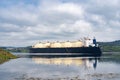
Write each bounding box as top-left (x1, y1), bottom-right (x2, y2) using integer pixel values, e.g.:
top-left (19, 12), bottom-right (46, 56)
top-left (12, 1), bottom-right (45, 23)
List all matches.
top-left (98, 40), bottom-right (120, 52)
top-left (100, 46), bottom-right (120, 52)
top-left (0, 48), bottom-right (17, 64)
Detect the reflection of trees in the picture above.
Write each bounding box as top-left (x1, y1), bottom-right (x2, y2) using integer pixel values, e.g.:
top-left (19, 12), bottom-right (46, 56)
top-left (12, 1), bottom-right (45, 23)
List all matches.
top-left (100, 53), bottom-right (120, 63)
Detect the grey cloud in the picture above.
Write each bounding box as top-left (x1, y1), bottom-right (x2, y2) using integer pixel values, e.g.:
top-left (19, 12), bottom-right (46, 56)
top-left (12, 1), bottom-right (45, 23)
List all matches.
top-left (0, 0), bottom-right (120, 46)
top-left (0, 5), bottom-right (39, 26)
top-left (0, 23), bottom-right (23, 32)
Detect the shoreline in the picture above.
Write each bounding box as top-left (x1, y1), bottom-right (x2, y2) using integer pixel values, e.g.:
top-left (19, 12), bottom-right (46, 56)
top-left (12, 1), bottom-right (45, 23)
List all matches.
top-left (14, 73), bottom-right (120, 80)
top-left (0, 48), bottom-right (17, 64)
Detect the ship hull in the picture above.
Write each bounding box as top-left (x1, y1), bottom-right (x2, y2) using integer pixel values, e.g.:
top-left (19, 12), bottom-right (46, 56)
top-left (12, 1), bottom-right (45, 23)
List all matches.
top-left (29, 47), bottom-right (102, 57)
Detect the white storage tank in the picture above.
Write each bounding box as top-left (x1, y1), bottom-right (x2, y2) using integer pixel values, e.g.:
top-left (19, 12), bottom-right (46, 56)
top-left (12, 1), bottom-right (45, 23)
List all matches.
top-left (71, 41), bottom-right (83, 47)
top-left (50, 42), bottom-right (62, 48)
top-left (61, 41), bottom-right (72, 47)
top-left (44, 42), bottom-right (51, 48)
top-left (32, 42), bottom-right (44, 48)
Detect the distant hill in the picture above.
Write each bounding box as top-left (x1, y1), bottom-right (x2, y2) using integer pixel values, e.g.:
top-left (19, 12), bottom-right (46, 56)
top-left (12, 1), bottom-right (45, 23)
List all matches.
top-left (0, 46), bottom-right (30, 53)
top-left (1, 40), bottom-right (120, 52)
top-left (98, 40), bottom-right (120, 46)
top-left (98, 40), bottom-right (120, 52)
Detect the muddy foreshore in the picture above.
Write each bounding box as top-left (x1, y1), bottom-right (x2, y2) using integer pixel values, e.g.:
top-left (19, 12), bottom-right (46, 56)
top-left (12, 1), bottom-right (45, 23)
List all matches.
top-left (14, 73), bottom-right (120, 80)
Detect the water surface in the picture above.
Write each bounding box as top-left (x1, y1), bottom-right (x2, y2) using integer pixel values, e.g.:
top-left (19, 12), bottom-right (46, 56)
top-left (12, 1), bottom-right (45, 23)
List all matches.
top-left (0, 52), bottom-right (120, 80)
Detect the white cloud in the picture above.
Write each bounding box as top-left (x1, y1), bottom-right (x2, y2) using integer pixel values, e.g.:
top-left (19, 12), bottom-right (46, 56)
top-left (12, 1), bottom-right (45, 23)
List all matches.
top-left (0, 0), bottom-right (120, 46)
top-left (51, 3), bottom-right (84, 16)
top-left (109, 20), bottom-right (120, 27)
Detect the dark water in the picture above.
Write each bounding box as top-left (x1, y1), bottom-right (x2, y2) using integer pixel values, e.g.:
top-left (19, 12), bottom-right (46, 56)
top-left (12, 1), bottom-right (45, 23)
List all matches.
top-left (0, 53), bottom-right (120, 80)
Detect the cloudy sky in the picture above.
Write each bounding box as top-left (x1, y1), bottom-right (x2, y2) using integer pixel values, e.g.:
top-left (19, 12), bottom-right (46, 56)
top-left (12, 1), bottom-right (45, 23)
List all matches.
top-left (0, 0), bottom-right (120, 47)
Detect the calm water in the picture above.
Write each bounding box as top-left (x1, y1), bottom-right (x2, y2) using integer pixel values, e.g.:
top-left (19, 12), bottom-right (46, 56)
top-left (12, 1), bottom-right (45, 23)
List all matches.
top-left (0, 53), bottom-right (120, 80)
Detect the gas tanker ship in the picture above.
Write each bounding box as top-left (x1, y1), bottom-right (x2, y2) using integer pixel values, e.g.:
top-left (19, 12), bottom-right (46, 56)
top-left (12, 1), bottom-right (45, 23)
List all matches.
top-left (29, 37), bottom-right (102, 56)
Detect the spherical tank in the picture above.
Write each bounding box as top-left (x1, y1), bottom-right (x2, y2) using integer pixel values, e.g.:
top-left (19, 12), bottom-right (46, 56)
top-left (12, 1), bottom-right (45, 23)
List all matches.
top-left (50, 42), bottom-right (62, 48)
top-left (33, 42), bottom-right (44, 48)
top-left (61, 41), bottom-right (72, 47)
top-left (71, 41), bottom-right (83, 47)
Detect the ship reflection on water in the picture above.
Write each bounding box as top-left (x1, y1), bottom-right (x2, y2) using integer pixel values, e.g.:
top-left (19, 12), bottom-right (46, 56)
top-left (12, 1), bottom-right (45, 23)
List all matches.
top-left (32, 57), bottom-right (98, 70)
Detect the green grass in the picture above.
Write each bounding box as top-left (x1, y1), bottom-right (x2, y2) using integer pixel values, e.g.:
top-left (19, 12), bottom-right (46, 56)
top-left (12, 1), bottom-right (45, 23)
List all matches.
top-left (100, 46), bottom-right (120, 52)
top-left (0, 48), bottom-right (17, 64)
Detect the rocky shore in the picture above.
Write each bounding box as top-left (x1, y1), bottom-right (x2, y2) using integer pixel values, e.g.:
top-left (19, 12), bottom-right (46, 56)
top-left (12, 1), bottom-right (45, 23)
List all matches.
top-left (0, 48), bottom-right (17, 64)
top-left (14, 73), bottom-right (120, 80)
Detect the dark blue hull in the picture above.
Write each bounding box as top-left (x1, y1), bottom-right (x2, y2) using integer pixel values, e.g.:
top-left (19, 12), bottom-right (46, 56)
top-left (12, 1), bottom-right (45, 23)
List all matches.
top-left (29, 47), bottom-right (102, 56)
